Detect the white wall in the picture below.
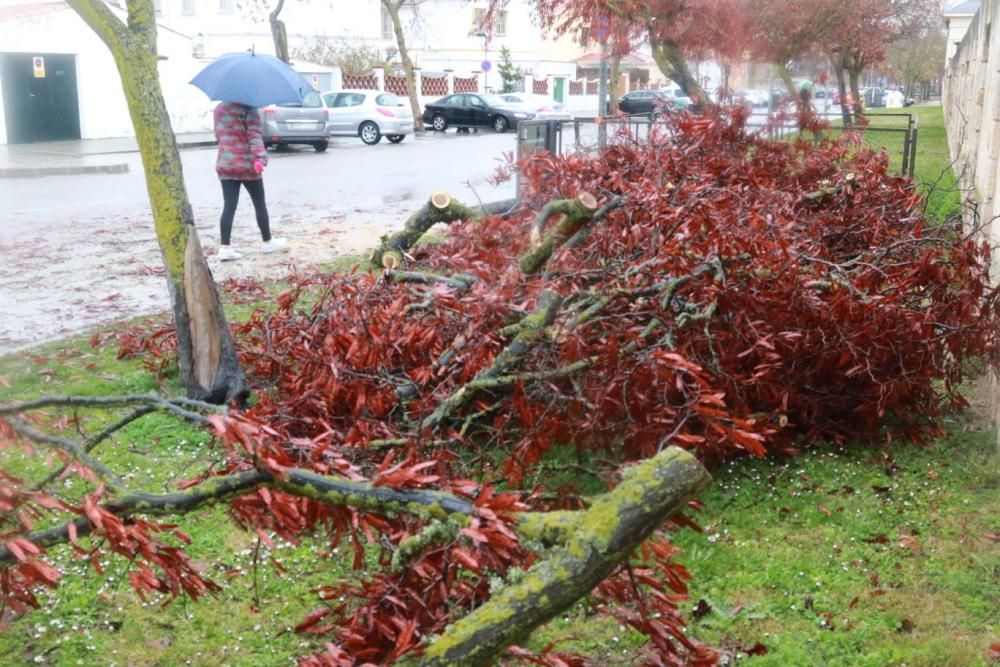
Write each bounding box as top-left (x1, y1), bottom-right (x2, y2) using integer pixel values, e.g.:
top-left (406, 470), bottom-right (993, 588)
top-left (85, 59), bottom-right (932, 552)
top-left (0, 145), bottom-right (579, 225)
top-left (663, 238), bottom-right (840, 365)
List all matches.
top-left (156, 0), bottom-right (586, 80)
top-left (0, 3), bottom-right (218, 143)
top-left (946, 14), bottom-right (977, 62)
top-left (0, 7), bottom-right (131, 141)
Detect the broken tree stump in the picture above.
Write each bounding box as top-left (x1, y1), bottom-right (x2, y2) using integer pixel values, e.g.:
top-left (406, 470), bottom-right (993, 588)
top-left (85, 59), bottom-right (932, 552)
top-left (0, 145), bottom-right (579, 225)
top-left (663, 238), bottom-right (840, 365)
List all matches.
top-left (370, 192), bottom-right (486, 269)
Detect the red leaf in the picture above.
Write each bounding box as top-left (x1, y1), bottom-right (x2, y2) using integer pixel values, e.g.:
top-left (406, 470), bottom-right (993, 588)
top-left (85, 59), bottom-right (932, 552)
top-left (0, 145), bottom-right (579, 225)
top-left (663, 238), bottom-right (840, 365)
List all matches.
top-left (295, 608), bottom-right (333, 634)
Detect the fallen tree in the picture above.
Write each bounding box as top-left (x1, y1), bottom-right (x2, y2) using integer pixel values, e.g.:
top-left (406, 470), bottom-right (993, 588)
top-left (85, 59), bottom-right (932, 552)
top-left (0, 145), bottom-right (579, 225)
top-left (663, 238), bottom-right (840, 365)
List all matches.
top-left (3, 109), bottom-right (999, 664)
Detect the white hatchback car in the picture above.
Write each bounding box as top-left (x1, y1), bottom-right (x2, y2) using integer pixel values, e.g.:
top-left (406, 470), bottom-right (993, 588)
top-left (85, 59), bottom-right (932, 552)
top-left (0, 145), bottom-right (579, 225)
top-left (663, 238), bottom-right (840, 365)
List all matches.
top-left (320, 90), bottom-right (415, 145)
top-left (499, 93), bottom-right (573, 121)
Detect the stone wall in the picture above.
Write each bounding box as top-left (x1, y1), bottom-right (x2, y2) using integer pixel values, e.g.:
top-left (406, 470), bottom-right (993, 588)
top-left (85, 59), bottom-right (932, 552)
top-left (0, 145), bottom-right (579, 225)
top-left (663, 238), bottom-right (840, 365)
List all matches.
top-left (943, 0), bottom-right (1000, 447)
top-left (945, 0), bottom-right (999, 251)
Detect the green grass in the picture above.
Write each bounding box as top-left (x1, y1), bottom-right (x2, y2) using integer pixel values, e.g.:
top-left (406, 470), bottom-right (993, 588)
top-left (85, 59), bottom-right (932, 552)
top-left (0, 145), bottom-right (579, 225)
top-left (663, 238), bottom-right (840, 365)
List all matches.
top-left (0, 311), bottom-right (352, 666)
top-left (0, 112), bottom-right (992, 665)
top-left (529, 424), bottom-right (999, 665)
top-left (830, 105), bottom-right (961, 223)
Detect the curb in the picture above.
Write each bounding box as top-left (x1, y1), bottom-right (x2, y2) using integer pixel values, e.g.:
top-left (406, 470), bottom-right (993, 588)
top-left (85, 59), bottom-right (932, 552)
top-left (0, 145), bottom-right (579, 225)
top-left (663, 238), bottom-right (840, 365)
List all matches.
top-left (0, 163), bottom-right (130, 179)
top-left (0, 140), bottom-right (214, 179)
top-left (178, 140), bottom-right (217, 149)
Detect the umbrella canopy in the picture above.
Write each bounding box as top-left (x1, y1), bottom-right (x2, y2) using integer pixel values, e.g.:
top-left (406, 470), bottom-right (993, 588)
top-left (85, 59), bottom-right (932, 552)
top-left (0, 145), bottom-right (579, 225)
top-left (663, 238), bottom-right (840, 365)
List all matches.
top-left (190, 51), bottom-right (311, 108)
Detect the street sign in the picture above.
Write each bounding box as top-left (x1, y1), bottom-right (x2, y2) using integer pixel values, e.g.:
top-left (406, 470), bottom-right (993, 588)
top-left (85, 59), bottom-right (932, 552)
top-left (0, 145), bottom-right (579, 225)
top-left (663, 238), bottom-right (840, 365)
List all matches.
top-left (593, 13), bottom-right (610, 44)
top-left (481, 60), bottom-right (491, 72)
top-left (33, 56), bottom-right (45, 78)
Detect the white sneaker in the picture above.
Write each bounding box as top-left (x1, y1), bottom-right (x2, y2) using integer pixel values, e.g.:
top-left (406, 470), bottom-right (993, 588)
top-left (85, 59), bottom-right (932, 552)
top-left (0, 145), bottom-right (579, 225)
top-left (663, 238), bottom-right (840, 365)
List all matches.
top-left (261, 237), bottom-right (287, 253)
top-left (218, 246), bottom-right (242, 261)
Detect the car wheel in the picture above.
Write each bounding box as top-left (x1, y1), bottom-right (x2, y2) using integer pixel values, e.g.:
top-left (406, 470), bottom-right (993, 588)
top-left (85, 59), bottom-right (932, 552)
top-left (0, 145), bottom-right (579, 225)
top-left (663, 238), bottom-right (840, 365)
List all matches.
top-left (387, 135), bottom-right (405, 144)
top-left (313, 141), bottom-right (328, 153)
top-left (432, 114), bottom-right (447, 132)
top-left (493, 116), bottom-right (509, 133)
top-left (359, 121), bottom-right (382, 145)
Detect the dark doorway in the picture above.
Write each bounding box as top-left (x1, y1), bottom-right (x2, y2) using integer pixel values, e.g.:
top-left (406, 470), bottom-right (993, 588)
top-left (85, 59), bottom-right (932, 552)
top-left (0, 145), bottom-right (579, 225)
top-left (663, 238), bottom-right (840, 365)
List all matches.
top-left (1, 53), bottom-right (81, 143)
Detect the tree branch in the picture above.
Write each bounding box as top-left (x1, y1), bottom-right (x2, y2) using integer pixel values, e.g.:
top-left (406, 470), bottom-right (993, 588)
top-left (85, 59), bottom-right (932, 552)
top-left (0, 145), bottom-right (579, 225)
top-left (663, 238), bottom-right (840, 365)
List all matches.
top-left (422, 291), bottom-right (562, 429)
top-left (370, 192), bottom-right (485, 268)
top-left (0, 466), bottom-right (478, 567)
top-left (0, 393), bottom-right (225, 424)
top-left (420, 446), bottom-right (711, 666)
top-left (67, 0), bottom-right (131, 52)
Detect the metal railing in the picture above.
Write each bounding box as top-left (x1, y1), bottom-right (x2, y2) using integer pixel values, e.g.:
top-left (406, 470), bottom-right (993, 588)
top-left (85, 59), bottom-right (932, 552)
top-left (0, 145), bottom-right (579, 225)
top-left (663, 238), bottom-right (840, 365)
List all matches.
top-left (516, 110), bottom-right (919, 193)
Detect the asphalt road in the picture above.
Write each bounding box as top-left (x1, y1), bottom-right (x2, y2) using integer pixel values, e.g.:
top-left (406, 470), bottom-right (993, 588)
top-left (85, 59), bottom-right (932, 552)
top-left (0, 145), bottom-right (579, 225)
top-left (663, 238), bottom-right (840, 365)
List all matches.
top-left (0, 131), bottom-right (518, 352)
top-left (0, 130), bottom-right (518, 238)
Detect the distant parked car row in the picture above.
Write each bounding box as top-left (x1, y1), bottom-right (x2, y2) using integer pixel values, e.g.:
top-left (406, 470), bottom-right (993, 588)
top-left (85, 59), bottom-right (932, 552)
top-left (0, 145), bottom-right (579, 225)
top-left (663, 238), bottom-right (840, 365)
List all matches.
top-left (260, 89), bottom-right (415, 150)
top-left (260, 90), bottom-right (578, 147)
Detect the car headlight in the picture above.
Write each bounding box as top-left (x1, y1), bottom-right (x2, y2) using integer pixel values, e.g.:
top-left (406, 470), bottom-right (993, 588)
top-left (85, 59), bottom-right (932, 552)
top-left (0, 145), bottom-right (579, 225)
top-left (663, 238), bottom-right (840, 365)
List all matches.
top-left (512, 112), bottom-right (534, 119)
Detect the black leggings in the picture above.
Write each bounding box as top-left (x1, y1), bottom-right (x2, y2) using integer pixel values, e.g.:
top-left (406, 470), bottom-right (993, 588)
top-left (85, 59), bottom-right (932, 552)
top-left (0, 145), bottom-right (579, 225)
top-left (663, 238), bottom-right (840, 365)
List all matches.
top-left (219, 179), bottom-right (271, 245)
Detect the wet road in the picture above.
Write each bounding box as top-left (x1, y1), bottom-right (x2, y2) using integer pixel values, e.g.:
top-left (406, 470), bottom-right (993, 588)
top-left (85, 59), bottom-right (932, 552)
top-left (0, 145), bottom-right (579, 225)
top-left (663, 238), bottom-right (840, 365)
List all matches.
top-left (0, 131), bottom-right (517, 352)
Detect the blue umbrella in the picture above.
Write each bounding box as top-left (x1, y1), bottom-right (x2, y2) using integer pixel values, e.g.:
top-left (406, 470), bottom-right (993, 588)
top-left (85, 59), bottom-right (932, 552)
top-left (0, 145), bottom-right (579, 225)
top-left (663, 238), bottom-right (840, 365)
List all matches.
top-left (190, 51), bottom-right (311, 108)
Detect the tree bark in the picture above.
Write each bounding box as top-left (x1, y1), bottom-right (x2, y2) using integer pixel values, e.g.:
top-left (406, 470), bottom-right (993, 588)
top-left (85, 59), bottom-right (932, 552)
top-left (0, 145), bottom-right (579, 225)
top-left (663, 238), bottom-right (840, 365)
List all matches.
top-left (68, 0), bottom-right (247, 405)
top-left (848, 59), bottom-right (864, 124)
top-left (650, 35), bottom-right (711, 109)
top-left (383, 0), bottom-right (425, 133)
top-left (832, 53), bottom-right (852, 127)
top-left (419, 446), bottom-right (712, 666)
top-left (609, 53), bottom-right (621, 114)
top-left (269, 0), bottom-right (289, 64)
top-left (775, 62), bottom-right (801, 112)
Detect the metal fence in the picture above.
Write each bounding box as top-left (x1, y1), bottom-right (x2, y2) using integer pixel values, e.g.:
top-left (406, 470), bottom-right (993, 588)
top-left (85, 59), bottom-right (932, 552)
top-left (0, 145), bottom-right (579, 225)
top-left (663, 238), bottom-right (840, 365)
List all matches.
top-left (518, 111), bottom-right (919, 185)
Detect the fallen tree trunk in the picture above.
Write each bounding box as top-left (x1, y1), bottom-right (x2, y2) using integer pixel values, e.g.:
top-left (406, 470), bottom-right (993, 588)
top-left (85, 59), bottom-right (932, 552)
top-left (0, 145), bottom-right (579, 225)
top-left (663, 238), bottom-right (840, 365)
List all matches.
top-left (419, 446), bottom-right (711, 666)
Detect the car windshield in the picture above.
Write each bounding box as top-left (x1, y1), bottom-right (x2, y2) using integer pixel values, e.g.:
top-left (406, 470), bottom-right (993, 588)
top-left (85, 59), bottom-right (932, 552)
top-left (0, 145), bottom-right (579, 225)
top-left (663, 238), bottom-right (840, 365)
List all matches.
top-left (480, 94), bottom-right (508, 107)
top-left (376, 93), bottom-right (402, 106)
top-left (277, 91), bottom-right (322, 108)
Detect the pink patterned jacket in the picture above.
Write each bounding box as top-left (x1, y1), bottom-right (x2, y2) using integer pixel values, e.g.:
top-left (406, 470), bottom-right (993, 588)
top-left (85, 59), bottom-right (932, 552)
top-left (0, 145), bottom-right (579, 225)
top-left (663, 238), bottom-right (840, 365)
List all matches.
top-left (213, 102), bottom-right (268, 181)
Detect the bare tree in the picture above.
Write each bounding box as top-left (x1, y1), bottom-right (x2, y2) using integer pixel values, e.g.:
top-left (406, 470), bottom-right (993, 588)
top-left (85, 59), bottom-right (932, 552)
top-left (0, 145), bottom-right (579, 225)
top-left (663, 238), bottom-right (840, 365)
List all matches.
top-left (382, 0), bottom-right (425, 132)
top-left (269, 0), bottom-right (290, 63)
top-left (888, 29), bottom-right (945, 99)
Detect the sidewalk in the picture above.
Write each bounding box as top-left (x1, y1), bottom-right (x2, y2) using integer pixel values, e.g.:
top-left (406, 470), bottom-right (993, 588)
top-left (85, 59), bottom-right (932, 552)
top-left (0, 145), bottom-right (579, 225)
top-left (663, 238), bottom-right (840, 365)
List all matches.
top-left (0, 132), bottom-right (216, 178)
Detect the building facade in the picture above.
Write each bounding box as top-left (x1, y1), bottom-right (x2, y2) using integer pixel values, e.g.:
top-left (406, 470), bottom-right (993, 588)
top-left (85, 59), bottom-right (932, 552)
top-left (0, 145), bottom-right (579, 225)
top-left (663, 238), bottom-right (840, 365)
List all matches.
top-left (0, 0), bottom-right (590, 144)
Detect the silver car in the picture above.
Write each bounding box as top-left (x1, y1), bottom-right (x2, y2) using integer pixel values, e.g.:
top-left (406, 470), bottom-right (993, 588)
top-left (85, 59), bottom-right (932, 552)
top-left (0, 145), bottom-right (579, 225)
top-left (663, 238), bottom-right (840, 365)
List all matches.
top-left (261, 90), bottom-right (330, 152)
top-left (499, 93), bottom-right (573, 121)
top-left (321, 90), bottom-right (414, 145)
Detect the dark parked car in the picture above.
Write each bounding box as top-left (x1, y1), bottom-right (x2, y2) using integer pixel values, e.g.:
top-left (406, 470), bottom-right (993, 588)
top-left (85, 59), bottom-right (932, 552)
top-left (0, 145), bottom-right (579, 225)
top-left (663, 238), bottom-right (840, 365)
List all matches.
top-left (422, 93), bottom-right (533, 133)
top-left (617, 90), bottom-right (669, 114)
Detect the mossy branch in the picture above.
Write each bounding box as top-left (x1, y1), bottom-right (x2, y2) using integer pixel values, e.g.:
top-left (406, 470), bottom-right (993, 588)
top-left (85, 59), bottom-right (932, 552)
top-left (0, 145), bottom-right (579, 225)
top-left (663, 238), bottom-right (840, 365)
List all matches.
top-left (422, 291), bottom-right (562, 430)
top-left (0, 466), bottom-right (479, 567)
top-left (520, 194), bottom-right (600, 274)
top-left (67, 0), bottom-right (131, 51)
top-left (419, 446), bottom-right (711, 666)
top-left (370, 192), bottom-right (484, 269)
top-left (0, 393), bottom-right (224, 424)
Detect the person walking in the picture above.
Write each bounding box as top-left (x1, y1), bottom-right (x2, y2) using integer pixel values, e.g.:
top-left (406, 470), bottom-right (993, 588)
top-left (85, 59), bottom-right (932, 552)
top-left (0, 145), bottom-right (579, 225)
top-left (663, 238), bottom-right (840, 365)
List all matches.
top-left (213, 101), bottom-right (286, 261)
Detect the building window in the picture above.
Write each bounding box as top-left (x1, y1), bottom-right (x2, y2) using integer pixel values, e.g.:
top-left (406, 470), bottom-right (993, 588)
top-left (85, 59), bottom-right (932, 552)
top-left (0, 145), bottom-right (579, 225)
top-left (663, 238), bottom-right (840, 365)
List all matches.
top-left (219, 0), bottom-right (233, 13)
top-left (182, 0), bottom-right (196, 14)
top-left (473, 8), bottom-right (508, 37)
top-left (382, 6), bottom-right (394, 40)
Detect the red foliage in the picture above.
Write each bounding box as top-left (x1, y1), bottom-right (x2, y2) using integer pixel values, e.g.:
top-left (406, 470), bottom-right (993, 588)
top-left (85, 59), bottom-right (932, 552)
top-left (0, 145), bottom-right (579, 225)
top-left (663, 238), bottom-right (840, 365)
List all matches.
top-left (4, 110), bottom-right (998, 664)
